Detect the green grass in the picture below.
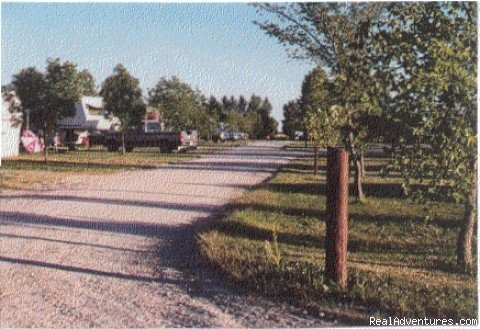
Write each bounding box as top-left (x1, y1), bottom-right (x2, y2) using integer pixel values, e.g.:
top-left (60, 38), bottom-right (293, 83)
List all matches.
top-left (199, 157), bottom-right (477, 322)
top-left (195, 140), bottom-right (248, 154)
top-left (0, 142), bottom-right (245, 190)
top-left (0, 147), bottom-right (195, 190)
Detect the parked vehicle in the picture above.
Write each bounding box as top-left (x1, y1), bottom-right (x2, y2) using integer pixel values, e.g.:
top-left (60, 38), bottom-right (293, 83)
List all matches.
top-left (230, 132), bottom-right (242, 141)
top-left (212, 129), bottom-right (248, 142)
top-left (212, 129), bottom-right (231, 143)
top-left (104, 123), bottom-right (198, 153)
top-left (58, 96), bottom-right (121, 150)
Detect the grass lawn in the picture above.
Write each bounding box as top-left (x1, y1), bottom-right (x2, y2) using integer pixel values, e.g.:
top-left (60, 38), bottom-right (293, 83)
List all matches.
top-left (199, 156), bottom-right (477, 322)
top-left (0, 141), bottom-right (249, 190)
top-left (0, 146), bottom-right (195, 190)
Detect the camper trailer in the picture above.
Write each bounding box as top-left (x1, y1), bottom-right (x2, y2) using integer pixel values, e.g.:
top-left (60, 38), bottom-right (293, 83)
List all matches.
top-left (58, 96), bottom-right (120, 149)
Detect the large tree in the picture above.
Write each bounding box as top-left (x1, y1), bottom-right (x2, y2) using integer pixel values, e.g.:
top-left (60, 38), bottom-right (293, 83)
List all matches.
top-left (238, 95), bottom-right (248, 115)
top-left (245, 94), bottom-right (263, 138)
top-left (259, 97), bottom-right (277, 138)
top-left (148, 76), bottom-right (200, 131)
top-left (100, 64), bottom-right (145, 153)
top-left (206, 95), bottom-right (224, 126)
top-left (44, 58), bottom-right (81, 124)
top-left (375, 2), bottom-right (477, 273)
top-left (42, 58), bottom-right (82, 159)
top-left (78, 69), bottom-right (97, 96)
top-left (282, 99), bottom-right (302, 139)
top-left (254, 3), bottom-right (385, 202)
top-left (11, 67), bottom-right (47, 132)
top-left (301, 67), bottom-right (346, 174)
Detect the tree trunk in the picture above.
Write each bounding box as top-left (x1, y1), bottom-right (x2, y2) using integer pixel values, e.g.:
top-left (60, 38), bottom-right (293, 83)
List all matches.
top-left (304, 127), bottom-right (308, 148)
top-left (53, 129), bottom-right (58, 155)
top-left (360, 152), bottom-right (366, 178)
top-left (354, 159), bottom-right (366, 203)
top-left (43, 122), bottom-right (48, 163)
top-left (314, 145), bottom-right (318, 175)
top-left (456, 180), bottom-right (477, 274)
top-left (348, 131), bottom-right (365, 203)
top-left (121, 130), bottom-right (126, 155)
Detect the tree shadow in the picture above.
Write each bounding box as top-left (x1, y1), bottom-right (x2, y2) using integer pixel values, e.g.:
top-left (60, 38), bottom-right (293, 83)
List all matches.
top-left (210, 217), bottom-right (452, 256)
top-left (0, 194), bottom-right (216, 214)
top-left (267, 181), bottom-right (434, 199)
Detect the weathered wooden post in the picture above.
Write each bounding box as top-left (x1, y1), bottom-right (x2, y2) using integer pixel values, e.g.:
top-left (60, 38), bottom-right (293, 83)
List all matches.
top-left (325, 147), bottom-right (349, 289)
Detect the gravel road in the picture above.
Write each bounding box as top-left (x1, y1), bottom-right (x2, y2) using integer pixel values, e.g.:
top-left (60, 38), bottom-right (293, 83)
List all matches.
top-left (0, 141), bottom-right (332, 327)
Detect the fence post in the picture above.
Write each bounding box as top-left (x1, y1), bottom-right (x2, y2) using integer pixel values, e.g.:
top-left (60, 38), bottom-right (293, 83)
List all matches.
top-left (325, 147), bottom-right (349, 289)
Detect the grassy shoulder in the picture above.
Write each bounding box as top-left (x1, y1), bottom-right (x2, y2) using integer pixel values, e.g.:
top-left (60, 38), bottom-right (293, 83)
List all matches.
top-left (0, 141), bottom-right (247, 190)
top-left (0, 146), bottom-right (195, 190)
top-left (199, 157), bottom-right (477, 322)
top-left (194, 140), bottom-right (248, 154)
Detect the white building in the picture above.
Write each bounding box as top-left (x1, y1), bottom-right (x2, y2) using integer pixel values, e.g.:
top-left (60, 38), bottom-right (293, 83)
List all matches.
top-left (1, 91), bottom-right (22, 158)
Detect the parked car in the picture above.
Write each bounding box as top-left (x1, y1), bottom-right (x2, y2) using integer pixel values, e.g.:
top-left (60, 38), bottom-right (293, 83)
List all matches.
top-left (212, 129), bottom-right (231, 143)
top-left (212, 129), bottom-right (248, 142)
top-left (104, 123), bottom-right (198, 153)
top-left (230, 132), bottom-right (242, 141)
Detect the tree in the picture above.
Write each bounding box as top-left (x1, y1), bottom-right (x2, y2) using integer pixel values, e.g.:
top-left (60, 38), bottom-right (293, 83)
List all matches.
top-left (376, 2), bottom-right (477, 273)
top-left (148, 76), bottom-right (200, 131)
top-left (100, 64), bottom-right (145, 154)
top-left (282, 99), bottom-right (302, 139)
top-left (265, 117), bottom-right (278, 137)
top-left (246, 94), bottom-right (263, 138)
top-left (238, 95), bottom-right (248, 115)
top-left (43, 58), bottom-right (82, 160)
top-left (192, 98), bottom-right (216, 141)
top-left (11, 67), bottom-right (47, 132)
top-left (225, 110), bottom-right (245, 132)
top-left (301, 67), bottom-right (345, 174)
top-left (258, 97), bottom-right (274, 138)
top-left (78, 69), bottom-right (97, 96)
top-left (254, 3), bottom-right (386, 202)
top-left (206, 95), bottom-right (224, 127)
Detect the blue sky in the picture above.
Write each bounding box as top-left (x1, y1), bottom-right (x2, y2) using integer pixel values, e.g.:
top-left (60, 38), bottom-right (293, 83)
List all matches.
top-left (1, 3), bottom-right (313, 125)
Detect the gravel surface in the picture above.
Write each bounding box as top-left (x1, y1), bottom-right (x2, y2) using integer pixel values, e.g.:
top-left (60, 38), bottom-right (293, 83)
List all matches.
top-left (0, 141), bottom-right (333, 328)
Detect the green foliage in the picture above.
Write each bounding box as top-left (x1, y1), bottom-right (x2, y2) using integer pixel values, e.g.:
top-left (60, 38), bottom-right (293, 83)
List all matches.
top-left (193, 100), bottom-right (217, 139)
top-left (43, 58), bottom-right (82, 134)
top-left (100, 64), bottom-right (145, 128)
top-left (282, 99), bottom-right (302, 139)
top-left (78, 69), bottom-right (97, 96)
top-left (244, 94), bottom-right (278, 138)
top-left (11, 61), bottom-right (99, 134)
top-left (11, 67), bottom-right (47, 131)
top-left (301, 67), bottom-right (347, 148)
top-left (148, 76), bottom-right (201, 131)
top-left (255, 3), bottom-right (384, 197)
top-left (225, 110), bottom-right (246, 132)
top-left (375, 2), bottom-right (477, 206)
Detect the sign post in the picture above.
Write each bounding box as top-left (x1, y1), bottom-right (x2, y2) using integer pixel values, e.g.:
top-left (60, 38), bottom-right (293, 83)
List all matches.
top-left (325, 147), bottom-right (349, 289)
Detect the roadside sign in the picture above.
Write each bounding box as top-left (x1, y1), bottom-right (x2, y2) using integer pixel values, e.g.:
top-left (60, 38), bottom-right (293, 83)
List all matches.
top-left (20, 130), bottom-right (43, 153)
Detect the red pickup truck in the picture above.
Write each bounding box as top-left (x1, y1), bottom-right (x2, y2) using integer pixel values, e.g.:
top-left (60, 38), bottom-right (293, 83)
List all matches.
top-left (104, 123), bottom-right (198, 153)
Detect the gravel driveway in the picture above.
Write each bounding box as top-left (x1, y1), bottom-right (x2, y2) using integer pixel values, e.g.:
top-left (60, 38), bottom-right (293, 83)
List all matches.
top-left (0, 141), bottom-right (331, 327)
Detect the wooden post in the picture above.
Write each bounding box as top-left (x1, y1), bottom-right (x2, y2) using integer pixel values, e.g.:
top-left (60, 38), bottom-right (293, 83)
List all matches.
top-left (325, 147), bottom-right (349, 289)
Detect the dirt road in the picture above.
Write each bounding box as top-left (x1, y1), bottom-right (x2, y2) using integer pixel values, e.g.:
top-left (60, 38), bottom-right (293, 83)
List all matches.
top-left (0, 141), bottom-right (329, 327)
